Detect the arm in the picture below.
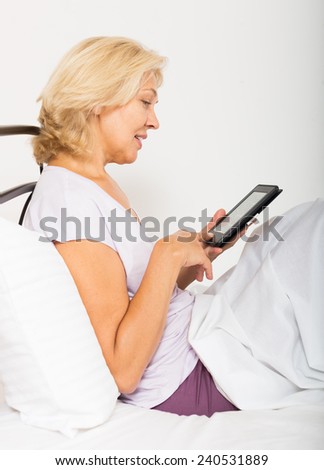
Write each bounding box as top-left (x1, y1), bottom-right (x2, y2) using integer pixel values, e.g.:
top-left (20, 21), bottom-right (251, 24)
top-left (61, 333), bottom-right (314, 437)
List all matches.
top-left (54, 231), bottom-right (211, 394)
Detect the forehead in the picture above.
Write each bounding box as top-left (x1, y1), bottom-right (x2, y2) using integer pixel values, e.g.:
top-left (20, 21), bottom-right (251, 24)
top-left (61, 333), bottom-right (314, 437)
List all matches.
top-left (139, 74), bottom-right (158, 94)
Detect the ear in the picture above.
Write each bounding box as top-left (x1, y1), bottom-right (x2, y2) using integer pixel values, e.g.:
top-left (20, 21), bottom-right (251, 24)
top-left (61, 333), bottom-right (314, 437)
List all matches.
top-left (93, 105), bottom-right (102, 116)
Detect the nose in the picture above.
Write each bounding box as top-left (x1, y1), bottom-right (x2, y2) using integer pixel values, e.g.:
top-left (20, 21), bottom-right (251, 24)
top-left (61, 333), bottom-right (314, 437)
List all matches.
top-left (146, 108), bottom-right (160, 130)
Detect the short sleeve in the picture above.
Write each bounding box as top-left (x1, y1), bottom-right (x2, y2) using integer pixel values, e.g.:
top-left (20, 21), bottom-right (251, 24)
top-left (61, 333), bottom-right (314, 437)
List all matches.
top-left (23, 173), bottom-right (117, 253)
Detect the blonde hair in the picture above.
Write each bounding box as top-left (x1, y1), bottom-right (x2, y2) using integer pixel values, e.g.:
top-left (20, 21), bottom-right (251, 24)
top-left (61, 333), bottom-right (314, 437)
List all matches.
top-left (33, 37), bottom-right (166, 163)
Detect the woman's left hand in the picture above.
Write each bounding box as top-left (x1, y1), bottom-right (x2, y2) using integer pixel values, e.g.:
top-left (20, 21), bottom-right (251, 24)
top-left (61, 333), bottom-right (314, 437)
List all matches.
top-left (199, 208), bottom-right (246, 262)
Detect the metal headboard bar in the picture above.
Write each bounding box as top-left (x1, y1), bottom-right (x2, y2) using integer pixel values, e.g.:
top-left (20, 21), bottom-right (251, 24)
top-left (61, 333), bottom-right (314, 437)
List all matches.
top-left (0, 182), bottom-right (36, 204)
top-left (0, 125), bottom-right (41, 224)
top-left (0, 125), bottom-right (40, 136)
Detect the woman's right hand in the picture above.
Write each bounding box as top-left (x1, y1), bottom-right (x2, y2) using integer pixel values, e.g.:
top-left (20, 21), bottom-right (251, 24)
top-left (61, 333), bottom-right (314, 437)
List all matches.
top-left (157, 230), bottom-right (214, 282)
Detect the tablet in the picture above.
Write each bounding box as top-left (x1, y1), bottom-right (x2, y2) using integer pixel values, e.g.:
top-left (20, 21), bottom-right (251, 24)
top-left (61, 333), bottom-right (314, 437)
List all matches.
top-left (206, 184), bottom-right (283, 247)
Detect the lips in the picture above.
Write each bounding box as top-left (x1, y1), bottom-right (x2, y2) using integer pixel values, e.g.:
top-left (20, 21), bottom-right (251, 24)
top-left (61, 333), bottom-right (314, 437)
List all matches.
top-left (134, 136), bottom-right (142, 149)
top-left (134, 134), bottom-right (147, 149)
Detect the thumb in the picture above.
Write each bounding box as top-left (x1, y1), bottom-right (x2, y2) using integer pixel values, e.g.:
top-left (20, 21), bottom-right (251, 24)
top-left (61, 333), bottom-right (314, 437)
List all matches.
top-left (202, 208), bottom-right (226, 241)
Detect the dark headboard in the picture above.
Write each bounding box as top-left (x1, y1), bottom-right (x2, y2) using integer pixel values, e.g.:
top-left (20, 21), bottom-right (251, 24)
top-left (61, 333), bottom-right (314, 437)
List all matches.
top-left (0, 125), bottom-right (42, 224)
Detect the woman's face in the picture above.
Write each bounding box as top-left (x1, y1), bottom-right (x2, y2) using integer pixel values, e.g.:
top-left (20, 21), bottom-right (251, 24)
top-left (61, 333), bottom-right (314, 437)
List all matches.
top-left (95, 74), bottom-right (160, 165)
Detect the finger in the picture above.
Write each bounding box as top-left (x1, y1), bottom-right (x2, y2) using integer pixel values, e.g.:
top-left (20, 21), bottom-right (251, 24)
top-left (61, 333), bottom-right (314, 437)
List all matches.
top-left (209, 246), bottom-right (223, 255)
top-left (209, 208), bottom-right (226, 228)
top-left (195, 266), bottom-right (204, 282)
top-left (203, 257), bottom-right (213, 281)
top-left (201, 208), bottom-right (226, 241)
top-left (203, 245), bottom-right (223, 261)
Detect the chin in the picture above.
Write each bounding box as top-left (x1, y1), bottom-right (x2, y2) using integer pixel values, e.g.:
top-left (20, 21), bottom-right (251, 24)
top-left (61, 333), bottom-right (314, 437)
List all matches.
top-left (123, 153), bottom-right (138, 165)
top-left (111, 150), bottom-right (139, 165)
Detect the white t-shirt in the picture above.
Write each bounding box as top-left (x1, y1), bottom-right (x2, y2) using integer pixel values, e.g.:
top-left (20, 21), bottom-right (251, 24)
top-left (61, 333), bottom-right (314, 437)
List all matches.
top-left (24, 165), bottom-right (198, 408)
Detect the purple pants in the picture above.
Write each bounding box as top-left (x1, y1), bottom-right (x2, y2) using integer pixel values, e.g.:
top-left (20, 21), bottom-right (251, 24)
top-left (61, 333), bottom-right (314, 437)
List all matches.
top-left (152, 360), bottom-right (238, 417)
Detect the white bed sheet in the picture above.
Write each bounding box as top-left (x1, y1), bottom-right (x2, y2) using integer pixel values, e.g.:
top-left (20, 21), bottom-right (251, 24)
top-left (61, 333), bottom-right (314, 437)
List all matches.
top-left (0, 400), bottom-right (323, 450)
top-left (190, 200), bottom-right (324, 412)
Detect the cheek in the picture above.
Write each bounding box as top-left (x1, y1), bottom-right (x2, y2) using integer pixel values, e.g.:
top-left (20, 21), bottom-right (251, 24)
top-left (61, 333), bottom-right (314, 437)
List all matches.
top-left (102, 120), bottom-right (126, 146)
top-left (123, 105), bottom-right (147, 129)
top-left (100, 107), bottom-right (141, 150)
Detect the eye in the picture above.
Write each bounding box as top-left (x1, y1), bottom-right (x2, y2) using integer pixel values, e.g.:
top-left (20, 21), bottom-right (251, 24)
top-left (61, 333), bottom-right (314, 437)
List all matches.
top-left (141, 100), bottom-right (152, 107)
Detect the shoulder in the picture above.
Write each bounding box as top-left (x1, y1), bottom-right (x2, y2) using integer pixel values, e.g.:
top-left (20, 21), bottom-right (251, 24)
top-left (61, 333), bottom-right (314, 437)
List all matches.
top-left (24, 167), bottom-right (116, 249)
top-left (33, 165), bottom-right (92, 197)
top-left (27, 166), bottom-right (108, 217)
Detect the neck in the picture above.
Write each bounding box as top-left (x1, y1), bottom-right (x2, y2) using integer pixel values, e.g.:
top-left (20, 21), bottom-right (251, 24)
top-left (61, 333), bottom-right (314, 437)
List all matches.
top-left (48, 152), bottom-right (108, 180)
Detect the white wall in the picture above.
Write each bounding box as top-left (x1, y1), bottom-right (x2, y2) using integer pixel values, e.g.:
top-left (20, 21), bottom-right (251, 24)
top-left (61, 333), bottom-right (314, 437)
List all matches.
top-left (1, 0), bottom-right (323, 279)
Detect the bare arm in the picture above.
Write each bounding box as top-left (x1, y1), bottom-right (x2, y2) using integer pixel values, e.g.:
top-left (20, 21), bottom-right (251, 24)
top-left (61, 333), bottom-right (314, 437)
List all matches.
top-left (54, 231), bottom-right (211, 394)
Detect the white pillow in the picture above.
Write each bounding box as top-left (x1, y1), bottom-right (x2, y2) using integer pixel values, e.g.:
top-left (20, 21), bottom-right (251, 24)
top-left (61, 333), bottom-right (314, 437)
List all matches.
top-left (0, 216), bottom-right (119, 437)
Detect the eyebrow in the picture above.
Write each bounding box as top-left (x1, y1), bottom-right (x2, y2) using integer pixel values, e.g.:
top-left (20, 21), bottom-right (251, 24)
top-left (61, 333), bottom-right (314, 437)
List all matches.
top-left (142, 88), bottom-right (158, 97)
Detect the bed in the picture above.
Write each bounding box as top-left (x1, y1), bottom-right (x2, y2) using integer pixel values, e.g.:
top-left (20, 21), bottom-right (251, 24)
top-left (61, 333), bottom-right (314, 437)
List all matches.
top-left (0, 392), bottom-right (323, 450)
top-left (0, 126), bottom-right (323, 451)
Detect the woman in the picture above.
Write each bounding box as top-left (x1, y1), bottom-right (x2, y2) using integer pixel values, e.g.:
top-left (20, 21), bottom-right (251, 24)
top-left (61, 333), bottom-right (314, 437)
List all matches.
top-left (24, 36), bottom-right (324, 416)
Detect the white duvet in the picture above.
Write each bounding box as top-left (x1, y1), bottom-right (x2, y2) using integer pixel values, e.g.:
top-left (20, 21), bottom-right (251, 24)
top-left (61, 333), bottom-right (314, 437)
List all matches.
top-left (189, 199), bottom-right (324, 410)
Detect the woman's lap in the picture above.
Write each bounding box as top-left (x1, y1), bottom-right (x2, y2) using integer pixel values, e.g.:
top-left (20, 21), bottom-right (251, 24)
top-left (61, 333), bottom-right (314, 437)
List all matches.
top-left (152, 359), bottom-right (238, 416)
